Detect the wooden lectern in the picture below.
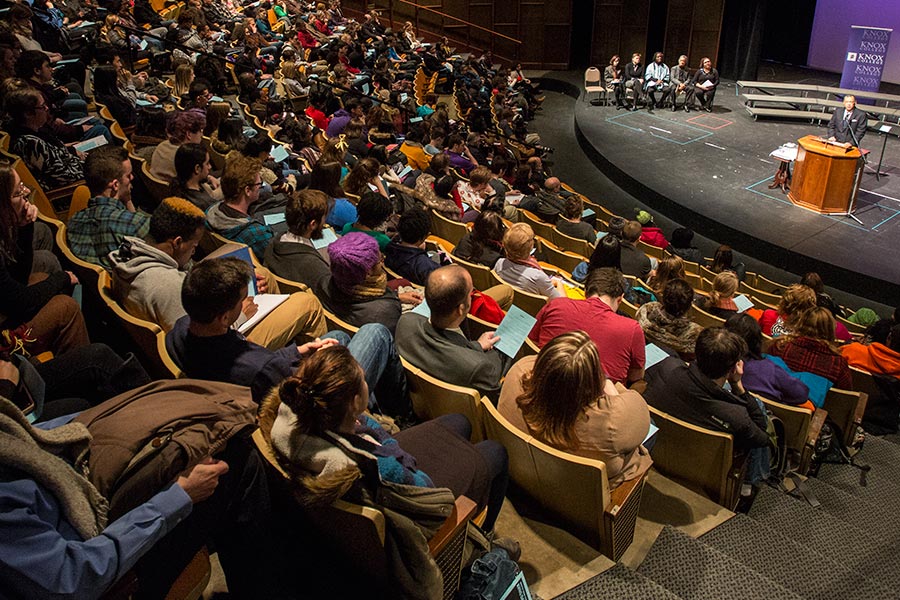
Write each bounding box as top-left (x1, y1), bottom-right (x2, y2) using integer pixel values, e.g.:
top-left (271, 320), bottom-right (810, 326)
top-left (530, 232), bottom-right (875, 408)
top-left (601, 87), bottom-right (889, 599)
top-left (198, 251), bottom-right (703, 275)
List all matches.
top-left (788, 135), bottom-right (862, 214)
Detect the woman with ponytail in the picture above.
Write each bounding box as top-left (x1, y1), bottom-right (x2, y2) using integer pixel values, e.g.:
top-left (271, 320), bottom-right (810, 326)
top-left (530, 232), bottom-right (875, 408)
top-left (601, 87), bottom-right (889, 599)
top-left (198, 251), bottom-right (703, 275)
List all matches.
top-left (269, 344), bottom-right (510, 532)
top-left (695, 270), bottom-right (739, 319)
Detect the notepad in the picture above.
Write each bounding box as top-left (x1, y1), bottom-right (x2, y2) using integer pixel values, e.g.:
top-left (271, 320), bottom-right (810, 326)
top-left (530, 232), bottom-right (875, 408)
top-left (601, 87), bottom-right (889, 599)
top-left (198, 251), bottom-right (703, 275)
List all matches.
top-left (312, 227), bottom-right (339, 249)
top-left (139, 39), bottom-right (149, 51)
top-left (411, 300), bottom-right (431, 318)
top-left (461, 202), bottom-right (471, 212)
top-left (263, 213), bottom-right (286, 226)
top-left (733, 294), bottom-right (754, 313)
top-left (582, 208), bottom-right (595, 218)
top-left (210, 245), bottom-right (257, 295)
top-left (880, 124), bottom-right (893, 133)
top-left (238, 294), bottom-right (290, 334)
top-left (73, 135), bottom-right (108, 153)
top-left (493, 306), bottom-right (537, 358)
top-left (409, 117), bottom-right (423, 123)
top-left (210, 95), bottom-right (224, 103)
top-left (506, 193), bottom-right (523, 206)
top-left (644, 343), bottom-right (670, 369)
top-left (67, 116), bottom-right (93, 126)
top-left (270, 144), bottom-right (290, 163)
top-left (55, 58), bottom-right (81, 66)
top-left (135, 99), bottom-right (154, 106)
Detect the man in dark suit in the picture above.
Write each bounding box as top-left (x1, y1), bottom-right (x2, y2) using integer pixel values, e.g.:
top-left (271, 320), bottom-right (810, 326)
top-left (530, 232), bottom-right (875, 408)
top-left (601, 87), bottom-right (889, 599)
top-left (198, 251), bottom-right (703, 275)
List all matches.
top-left (395, 265), bottom-right (512, 397)
top-left (827, 95), bottom-right (868, 147)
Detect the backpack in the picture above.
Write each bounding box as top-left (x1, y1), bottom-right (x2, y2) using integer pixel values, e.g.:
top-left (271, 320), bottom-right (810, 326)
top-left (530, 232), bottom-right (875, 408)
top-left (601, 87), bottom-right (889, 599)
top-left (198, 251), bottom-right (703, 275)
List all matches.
top-left (457, 547), bottom-right (531, 600)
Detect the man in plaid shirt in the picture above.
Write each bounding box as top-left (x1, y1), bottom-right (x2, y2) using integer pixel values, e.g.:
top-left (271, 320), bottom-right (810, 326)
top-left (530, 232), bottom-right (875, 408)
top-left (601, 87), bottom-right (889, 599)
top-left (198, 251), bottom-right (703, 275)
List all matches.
top-left (66, 146), bottom-right (150, 270)
top-left (206, 155), bottom-right (274, 259)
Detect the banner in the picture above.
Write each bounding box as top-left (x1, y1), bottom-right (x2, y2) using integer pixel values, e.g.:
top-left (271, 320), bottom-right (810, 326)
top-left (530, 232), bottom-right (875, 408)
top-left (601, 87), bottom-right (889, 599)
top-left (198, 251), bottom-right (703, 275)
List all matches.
top-left (840, 25), bottom-right (892, 103)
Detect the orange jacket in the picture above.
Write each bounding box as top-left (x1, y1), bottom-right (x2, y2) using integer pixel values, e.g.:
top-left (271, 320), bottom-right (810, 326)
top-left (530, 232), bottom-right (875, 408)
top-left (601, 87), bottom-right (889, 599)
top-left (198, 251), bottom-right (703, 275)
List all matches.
top-left (841, 342), bottom-right (900, 379)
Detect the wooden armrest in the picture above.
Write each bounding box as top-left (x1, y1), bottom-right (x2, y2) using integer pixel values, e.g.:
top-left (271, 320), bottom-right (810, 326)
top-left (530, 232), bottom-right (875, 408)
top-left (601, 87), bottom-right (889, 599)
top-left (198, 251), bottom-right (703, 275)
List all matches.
top-left (853, 392), bottom-right (868, 425)
top-left (806, 408), bottom-right (828, 449)
top-left (428, 495), bottom-right (477, 555)
top-left (47, 180), bottom-right (85, 201)
top-left (605, 472), bottom-right (644, 518)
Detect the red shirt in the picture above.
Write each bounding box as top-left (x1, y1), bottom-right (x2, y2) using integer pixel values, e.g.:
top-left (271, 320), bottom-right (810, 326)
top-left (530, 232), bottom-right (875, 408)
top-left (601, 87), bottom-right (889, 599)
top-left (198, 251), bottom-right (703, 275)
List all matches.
top-left (529, 296), bottom-right (646, 383)
top-left (305, 106), bottom-right (330, 131)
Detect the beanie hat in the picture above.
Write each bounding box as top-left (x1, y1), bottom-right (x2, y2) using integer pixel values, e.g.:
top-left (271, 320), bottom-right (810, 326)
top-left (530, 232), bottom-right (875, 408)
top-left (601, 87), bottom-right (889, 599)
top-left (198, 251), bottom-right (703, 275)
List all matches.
top-left (635, 209), bottom-right (652, 225)
top-left (328, 232), bottom-right (382, 291)
top-left (848, 307), bottom-right (879, 327)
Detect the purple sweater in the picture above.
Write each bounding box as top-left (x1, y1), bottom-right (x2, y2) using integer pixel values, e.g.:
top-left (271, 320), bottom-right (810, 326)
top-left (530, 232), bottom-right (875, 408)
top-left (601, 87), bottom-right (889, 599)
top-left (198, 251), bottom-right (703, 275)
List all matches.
top-left (741, 355), bottom-right (810, 405)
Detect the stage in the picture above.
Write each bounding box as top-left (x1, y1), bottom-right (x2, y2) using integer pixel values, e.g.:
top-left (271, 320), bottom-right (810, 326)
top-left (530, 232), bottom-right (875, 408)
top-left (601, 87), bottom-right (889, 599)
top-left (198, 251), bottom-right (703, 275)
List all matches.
top-left (534, 71), bottom-right (900, 306)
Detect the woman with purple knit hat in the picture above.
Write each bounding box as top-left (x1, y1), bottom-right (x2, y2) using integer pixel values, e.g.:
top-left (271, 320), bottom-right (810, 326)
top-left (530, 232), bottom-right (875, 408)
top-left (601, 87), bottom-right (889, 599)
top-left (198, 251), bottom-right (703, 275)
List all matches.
top-left (315, 232), bottom-right (422, 334)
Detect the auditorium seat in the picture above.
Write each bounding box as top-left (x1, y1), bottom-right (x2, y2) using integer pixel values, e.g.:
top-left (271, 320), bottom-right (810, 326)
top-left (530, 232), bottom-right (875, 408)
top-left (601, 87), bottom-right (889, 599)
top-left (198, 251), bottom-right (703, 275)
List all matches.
top-left (401, 357), bottom-right (484, 441)
top-left (252, 407), bottom-right (479, 600)
top-left (481, 397), bottom-right (647, 559)
top-left (757, 395), bottom-right (826, 475)
top-left (647, 405), bottom-right (747, 510)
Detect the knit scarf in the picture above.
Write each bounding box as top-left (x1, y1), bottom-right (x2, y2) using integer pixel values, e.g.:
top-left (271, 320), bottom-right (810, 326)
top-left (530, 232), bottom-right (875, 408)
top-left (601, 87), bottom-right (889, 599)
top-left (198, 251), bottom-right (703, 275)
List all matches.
top-left (347, 270), bottom-right (388, 300)
top-left (0, 397), bottom-right (108, 539)
top-left (509, 255), bottom-right (542, 270)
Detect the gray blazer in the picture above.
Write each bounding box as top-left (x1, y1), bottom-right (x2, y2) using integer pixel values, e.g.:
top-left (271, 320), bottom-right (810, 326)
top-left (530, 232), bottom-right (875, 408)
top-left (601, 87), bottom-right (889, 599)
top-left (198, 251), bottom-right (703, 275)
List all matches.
top-left (395, 313), bottom-right (512, 398)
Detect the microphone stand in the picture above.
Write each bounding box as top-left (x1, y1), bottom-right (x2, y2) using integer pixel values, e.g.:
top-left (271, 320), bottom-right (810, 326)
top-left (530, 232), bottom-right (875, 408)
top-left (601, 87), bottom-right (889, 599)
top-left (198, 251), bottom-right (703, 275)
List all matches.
top-left (844, 115), bottom-right (866, 225)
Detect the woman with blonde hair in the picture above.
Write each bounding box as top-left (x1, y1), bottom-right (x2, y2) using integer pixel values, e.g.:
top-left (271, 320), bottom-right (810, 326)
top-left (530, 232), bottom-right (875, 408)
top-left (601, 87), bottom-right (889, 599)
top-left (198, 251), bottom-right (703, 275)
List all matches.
top-left (696, 270), bottom-right (739, 318)
top-left (498, 331), bottom-right (652, 487)
top-left (173, 63), bottom-right (195, 100)
top-left (494, 223), bottom-right (567, 298)
top-left (646, 255), bottom-right (685, 294)
top-left (769, 307), bottom-right (852, 389)
top-left (758, 283), bottom-right (817, 337)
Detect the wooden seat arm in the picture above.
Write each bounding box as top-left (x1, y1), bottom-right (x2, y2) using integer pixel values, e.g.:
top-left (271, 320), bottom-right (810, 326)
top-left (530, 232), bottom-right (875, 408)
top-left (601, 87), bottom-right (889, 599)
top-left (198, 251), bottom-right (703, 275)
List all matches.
top-left (806, 409), bottom-right (828, 449)
top-left (428, 495), bottom-right (478, 556)
top-left (605, 472), bottom-right (643, 518)
top-left (853, 392), bottom-right (868, 427)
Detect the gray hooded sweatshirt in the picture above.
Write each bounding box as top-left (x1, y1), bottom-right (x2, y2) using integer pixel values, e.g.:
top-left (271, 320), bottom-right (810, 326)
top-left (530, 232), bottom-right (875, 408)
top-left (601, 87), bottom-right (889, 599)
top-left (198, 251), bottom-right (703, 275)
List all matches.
top-left (108, 237), bottom-right (187, 332)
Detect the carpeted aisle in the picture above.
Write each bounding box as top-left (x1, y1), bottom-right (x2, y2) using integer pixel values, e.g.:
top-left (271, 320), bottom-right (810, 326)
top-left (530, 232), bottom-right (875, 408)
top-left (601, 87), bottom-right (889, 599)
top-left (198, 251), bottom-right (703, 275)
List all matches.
top-left (553, 435), bottom-right (900, 599)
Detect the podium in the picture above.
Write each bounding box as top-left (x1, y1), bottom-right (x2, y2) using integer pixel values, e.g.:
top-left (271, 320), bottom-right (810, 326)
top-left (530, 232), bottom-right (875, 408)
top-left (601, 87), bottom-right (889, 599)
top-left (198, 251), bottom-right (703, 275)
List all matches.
top-left (788, 135), bottom-right (862, 214)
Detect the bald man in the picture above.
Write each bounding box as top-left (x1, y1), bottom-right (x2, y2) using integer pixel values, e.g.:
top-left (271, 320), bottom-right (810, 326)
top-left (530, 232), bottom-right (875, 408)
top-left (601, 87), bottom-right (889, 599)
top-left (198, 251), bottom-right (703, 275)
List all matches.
top-left (519, 176), bottom-right (567, 223)
top-left (827, 95), bottom-right (868, 147)
top-left (395, 265), bottom-right (513, 397)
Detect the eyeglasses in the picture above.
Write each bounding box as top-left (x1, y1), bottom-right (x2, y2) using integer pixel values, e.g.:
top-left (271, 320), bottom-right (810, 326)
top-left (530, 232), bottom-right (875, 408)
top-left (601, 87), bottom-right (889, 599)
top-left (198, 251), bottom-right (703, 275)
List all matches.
top-left (34, 104), bottom-right (50, 112)
top-left (12, 181), bottom-right (30, 200)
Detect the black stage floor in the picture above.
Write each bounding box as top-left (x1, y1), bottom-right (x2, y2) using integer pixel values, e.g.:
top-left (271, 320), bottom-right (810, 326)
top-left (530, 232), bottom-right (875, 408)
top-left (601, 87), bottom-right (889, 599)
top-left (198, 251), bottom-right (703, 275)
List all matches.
top-left (535, 71), bottom-right (900, 306)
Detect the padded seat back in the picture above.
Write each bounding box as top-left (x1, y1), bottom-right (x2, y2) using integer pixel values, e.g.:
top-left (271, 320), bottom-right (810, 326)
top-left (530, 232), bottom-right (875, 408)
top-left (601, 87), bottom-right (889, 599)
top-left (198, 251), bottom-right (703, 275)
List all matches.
top-left (647, 405), bottom-right (744, 509)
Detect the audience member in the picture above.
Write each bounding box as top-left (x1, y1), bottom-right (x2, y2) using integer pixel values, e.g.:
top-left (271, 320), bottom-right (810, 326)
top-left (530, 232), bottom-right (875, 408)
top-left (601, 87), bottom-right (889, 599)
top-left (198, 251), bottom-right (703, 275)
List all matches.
top-left (66, 146), bottom-right (149, 269)
top-left (206, 154), bottom-right (275, 258)
top-left (311, 160), bottom-right (357, 230)
top-left (556, 196), bottom-right (597, 246)
top-left (341, 191), bottom-right (393, 250)
top-left (841, 323), bottom-right (900, 379)
top-left (725, 313), bottom-right (810, 405)
top-left (264, 189), bottom-right (332, 289)
top-left (644, 327), bottom-right (771, 491)
top-left (635, 210), bottom-right (668, 248)
top-left (637, 278), bottom-right (703, 360)
top-left (168, 143), bottom-right (221, 210)
top-left (453, 210), bottom-right (506, 268)
top-left (645, 255), bottom-right (685, 295)
top-left (396, 265), bottom-right (512, 397)
top-left (6, 87), bottom-right (84, 189)
top-left (494, 223), bottom-right (566, 299)
top-left (270, 344), bottom-right (507, 531)
top-left (499, 330), bottom-right (652, 487)
top-left (530, 268), bottom-right (645, 385)
top-left (619, 220), bottom-right (652, 279)
top-left (695, 271), bottom-right (740, 319)
top-left (768, 307), bottom-right (853, 389)
top-left (758, 284), bottom-right (817, 337)
top-left (668, 226), bottom-right (704, 263)
top-left (150, 109), bottom-right (206, 182)
top-left (384, 207), bottom-right (448, 285)
top-left (316, 233), bottom-right (419, 334)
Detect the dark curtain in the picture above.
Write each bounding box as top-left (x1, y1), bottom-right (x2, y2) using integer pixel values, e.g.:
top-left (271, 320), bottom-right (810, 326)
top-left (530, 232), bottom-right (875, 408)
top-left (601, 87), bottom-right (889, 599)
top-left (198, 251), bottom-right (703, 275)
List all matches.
top-left (718, 0), bottom-right (767, 80)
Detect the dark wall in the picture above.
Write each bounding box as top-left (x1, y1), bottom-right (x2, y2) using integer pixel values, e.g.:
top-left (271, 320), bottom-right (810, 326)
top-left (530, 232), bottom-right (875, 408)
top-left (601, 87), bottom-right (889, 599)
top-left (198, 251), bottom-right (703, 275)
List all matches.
top-left (760, 0), bottom-right (816, 65)
top-left (349, 0), bottom-right (573, 69)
